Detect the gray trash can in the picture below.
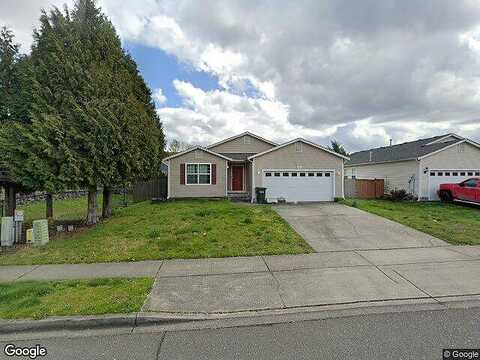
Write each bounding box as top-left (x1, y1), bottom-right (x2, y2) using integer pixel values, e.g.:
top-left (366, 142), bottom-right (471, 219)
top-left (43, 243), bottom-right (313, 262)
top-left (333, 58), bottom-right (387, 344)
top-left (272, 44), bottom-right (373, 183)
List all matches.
top-left (255, 187), bottom-right (267, 204)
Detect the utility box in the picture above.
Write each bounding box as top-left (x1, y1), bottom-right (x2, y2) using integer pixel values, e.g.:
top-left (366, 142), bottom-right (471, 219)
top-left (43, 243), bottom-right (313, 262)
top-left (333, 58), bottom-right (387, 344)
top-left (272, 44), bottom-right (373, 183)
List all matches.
top-left (33, 219), bottom-right (49, 246)
top-left (1, 217), bottom-right (15, 247)
top-left (26, 229), bottom-right (33, 243)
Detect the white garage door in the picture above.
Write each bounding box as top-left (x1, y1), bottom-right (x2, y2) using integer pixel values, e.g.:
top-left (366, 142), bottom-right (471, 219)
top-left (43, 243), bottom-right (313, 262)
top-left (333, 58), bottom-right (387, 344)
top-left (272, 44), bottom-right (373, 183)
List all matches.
top-left (428, 169), bottom-right (480, 200)
top-left (263, 170), bottom-right (335, 202)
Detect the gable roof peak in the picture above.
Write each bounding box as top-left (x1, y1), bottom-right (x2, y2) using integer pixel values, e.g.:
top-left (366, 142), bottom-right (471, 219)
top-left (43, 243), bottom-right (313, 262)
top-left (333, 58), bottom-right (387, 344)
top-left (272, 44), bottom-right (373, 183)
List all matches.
top-left (206, 131), bottom-right (278, 149)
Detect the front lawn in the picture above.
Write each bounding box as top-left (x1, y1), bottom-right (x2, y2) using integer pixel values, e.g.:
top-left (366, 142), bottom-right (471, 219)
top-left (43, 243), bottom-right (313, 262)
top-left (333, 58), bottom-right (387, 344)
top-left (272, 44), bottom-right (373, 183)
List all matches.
top-left (0, 200), bottom-right (312, 265)
top-left (341, 199), bottom-right (480, 245)
top-left (0, 278), bottom-right (153, 319)
top-left (18, 194), bottom-right (129, 223)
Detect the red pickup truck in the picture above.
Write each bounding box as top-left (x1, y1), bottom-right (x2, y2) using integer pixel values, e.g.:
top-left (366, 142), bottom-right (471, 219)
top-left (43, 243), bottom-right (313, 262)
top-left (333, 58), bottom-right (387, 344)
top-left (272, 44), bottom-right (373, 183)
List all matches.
top-left (438, 178), bottom-right (480, 204)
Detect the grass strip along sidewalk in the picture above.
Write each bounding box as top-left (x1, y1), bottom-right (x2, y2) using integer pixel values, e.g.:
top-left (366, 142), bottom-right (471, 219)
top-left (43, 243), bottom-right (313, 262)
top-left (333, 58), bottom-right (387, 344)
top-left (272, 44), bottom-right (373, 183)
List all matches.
top-left (0, 278), bottom-right (153, 319)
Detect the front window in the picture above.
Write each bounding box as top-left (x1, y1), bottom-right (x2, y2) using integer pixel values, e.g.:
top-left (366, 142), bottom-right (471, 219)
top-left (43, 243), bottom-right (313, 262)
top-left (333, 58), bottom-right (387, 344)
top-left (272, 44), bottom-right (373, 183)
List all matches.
top-left (186, 164), bottom-right (211, 184)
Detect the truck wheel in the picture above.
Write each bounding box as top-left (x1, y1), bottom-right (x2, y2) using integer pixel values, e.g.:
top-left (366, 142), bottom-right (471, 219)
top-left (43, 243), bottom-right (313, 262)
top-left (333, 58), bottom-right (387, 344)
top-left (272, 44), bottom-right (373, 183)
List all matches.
top-left (439, 190), bottom-right (452, 202)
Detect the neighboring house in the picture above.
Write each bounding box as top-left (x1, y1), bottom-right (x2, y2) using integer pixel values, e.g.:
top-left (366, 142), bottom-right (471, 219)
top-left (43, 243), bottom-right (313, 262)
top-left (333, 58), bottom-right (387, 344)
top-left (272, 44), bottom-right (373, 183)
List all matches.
top-left (345, 134), bottom-right (480, 200)
top-left (163, 132), bottom-right (349, 202)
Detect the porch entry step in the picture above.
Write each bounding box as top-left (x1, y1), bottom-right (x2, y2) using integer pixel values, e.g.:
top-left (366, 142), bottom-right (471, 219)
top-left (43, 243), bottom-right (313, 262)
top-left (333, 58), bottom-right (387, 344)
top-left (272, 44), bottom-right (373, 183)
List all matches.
top-left (228, 192), bottom-right (251, 202)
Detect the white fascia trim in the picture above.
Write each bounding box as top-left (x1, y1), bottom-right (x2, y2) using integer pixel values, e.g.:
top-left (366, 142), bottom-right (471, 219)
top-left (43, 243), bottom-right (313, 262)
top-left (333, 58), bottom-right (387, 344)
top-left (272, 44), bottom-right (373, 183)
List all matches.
top-left (417, 139), bottom-right (480, 160)
top-left (424, 133), bottom-right (463, 146)
top-left (248, 138), bottom-right (350, 160)
top-left (163, 146), bottom-right (233, 162)
top-left (206, 131), bottom-right (278, 149)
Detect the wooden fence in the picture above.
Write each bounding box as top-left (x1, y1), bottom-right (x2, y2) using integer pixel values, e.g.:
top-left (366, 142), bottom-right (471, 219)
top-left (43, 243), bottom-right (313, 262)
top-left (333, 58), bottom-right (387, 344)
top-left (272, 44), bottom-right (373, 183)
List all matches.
top-left (345, 178), bottom-right (384, 199)
top-left (131, 177), bottom-right (168, 202)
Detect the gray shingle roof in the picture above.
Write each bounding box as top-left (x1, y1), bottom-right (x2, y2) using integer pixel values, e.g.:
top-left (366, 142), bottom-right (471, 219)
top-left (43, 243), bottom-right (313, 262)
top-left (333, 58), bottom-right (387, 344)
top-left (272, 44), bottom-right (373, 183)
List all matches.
top-left (346, 134), bottom-right (462, 166)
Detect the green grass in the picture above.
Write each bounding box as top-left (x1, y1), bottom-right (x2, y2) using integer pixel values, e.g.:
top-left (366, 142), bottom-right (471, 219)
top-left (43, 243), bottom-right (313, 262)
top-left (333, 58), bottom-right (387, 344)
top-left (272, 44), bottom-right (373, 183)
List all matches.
top-left (18, 194), bottom-right (129, 223)
top-left (0, 278), bottom-right (153, 319)
top-left (0, 199), bottom-right (312, 265)
top-left (341, 198), bottom-right (480, 245)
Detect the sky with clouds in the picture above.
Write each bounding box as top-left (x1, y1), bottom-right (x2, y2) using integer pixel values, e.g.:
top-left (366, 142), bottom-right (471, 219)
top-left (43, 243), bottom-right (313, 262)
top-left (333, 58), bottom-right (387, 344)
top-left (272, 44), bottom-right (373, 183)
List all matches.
top-left (2, 0), bottom-right (480, 151)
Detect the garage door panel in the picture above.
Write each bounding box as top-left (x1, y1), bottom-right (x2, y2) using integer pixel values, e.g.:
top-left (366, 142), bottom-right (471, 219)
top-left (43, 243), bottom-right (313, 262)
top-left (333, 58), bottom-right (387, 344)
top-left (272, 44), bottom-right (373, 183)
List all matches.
top-left (428, 170), bottom-right (480, 200)
top-left (263, 170), bottom-right (334, 202)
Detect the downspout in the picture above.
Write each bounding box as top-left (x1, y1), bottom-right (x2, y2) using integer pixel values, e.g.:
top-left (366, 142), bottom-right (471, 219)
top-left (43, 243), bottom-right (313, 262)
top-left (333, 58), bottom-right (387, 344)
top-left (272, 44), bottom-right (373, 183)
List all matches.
top-left (416, 157), bottom-right (423, 201)
top-left (166, 160), bottom-right (170, 199)
top-left (225, 160), bottom-right (228, 197)
top-left (250, 159), bottom-right (255, 203)
top-left (341, 162), bottom-right (345, 199)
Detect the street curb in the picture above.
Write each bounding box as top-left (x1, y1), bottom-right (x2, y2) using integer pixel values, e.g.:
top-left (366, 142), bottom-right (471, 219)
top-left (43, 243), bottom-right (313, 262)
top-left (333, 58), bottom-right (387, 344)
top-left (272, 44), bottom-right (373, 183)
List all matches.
top-left (2, 296), bottom-right (480, 335)
top-left (0, 314), bottom-right (137, 334)
top-left (0, 313), bottom-right (204, 335)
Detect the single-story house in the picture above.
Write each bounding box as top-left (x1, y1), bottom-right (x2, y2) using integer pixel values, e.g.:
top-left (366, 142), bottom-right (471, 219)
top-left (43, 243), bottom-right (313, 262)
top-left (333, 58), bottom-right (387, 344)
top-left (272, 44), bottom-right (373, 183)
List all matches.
top-left (163, 132), bottom-right (349, 202)
top-left (345, 133), bottom-right (480, 200)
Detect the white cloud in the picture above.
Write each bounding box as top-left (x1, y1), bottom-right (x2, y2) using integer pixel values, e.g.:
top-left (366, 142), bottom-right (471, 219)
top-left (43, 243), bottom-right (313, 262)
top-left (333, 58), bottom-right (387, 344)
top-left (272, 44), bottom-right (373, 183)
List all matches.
top-left (158, 80), bottom-right (340, 146)
top-left (0, 0), bottom-right (74, 53)
top-left (4, 0), bottom-right (480, 150)
top-left (152, 88), bottom-right (167, 104)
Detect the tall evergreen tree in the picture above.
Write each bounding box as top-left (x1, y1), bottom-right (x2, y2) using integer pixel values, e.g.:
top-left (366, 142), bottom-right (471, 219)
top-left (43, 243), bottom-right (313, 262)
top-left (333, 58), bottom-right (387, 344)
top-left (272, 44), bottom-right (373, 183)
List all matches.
top-left (68, 0), bottom-right (165, 220)
top-left (0, 26), bottom-right (32, 123)
top-left (0, 26), bottom-right (21, 123)
top-left (2, 1), bottom-right (165, 224)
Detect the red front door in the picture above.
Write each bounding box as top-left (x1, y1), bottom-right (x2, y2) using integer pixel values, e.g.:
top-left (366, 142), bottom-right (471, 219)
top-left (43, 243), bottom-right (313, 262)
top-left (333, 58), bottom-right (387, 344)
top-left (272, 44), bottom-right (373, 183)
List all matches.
top-left (232, 166), bottom-right (244, 191)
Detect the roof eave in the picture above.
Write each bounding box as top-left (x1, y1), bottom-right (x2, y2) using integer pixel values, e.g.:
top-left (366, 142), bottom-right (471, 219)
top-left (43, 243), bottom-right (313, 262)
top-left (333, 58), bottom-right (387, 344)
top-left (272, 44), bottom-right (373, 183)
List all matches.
top-left (248, 138), bottom-right (350, 161)
top-left (345, 158), bottom-right (418, 167)
top-left (162, 146), bottom-right (233, 162)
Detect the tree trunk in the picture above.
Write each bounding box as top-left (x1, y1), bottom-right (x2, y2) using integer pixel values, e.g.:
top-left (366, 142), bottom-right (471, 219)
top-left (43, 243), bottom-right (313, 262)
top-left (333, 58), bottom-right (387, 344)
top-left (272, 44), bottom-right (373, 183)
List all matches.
top-left (86, 186), bottom-right (98, 225)
top-left (45, 193), bottom-right (54, 219)
top-left (102, 186), bottom-right (112, 219)
top-left (1, 186), bottom-right (5, 217)
top-left (5, 184), bottom-right (16, 217)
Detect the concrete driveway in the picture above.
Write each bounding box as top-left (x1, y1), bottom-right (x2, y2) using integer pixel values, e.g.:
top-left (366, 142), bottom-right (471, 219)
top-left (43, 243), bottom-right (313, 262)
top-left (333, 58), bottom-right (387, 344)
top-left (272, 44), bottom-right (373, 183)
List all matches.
top-left (273, 203), bottom-right (447, 252)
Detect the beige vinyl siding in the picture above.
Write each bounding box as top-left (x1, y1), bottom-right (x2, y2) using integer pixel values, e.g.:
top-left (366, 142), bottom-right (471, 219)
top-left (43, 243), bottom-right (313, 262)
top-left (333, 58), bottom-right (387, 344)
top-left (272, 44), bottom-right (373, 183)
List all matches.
top-left (245, 162), bottom-right (252, 193)
top-left (209, 135), bottom-right (274, 154)
top-left (345, 160), bottom-right (418, 195)
top-left (252, 142), bottom-right (344, 199)
top-left (168, 150), bottom-right (227, 198)
top-left (419, 142), bottom-right (480, 198)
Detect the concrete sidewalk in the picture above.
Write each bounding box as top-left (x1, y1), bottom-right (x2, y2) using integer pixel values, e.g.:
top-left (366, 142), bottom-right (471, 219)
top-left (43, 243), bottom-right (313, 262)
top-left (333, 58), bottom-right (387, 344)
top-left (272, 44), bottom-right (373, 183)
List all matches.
top-left (144, 246), bottom-right (480, 313)
top-left (3, 245), bottom-right (479, 315)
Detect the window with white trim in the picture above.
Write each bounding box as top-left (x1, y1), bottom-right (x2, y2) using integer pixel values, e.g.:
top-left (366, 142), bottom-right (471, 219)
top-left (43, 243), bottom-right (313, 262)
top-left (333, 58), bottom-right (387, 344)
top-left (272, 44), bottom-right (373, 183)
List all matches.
top-left (243, 136), bottom-right (251, 144)
top-left (186, 164), bottom-right (211, 184)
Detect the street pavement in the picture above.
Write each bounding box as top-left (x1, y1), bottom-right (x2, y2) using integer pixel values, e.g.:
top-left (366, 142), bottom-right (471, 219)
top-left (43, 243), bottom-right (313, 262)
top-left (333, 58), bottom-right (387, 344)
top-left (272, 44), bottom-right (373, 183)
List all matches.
top-left (1, 307), bottom-right (478, 359)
